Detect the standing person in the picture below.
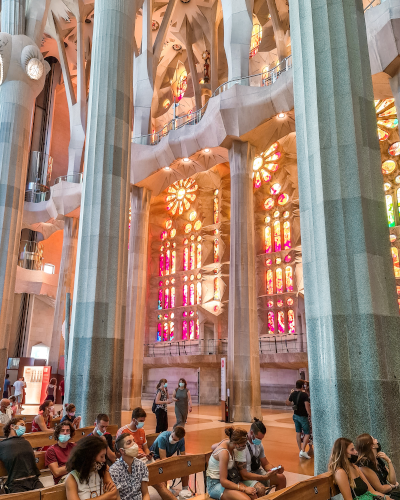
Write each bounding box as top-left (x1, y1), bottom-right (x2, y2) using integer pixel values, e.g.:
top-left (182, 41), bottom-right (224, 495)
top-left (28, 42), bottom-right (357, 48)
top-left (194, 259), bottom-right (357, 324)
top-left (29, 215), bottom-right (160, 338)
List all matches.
top-left (9, 396), bottom-right (18, 417)
top-left (116, 408), bottom-right (152, 463)
top-left (154, 379), bottom-right (173, 433)
top-left (65, 436), bottom-right (117, 500)
top-left (31, 400), bottom-right (55, 433)
top-left (89, 413), bottom-right (116, 465)
top-left (328, 437), bottom-right (385, 500)
top-left (109, 433), bottom-right (150, 500)
top-left (13, 377), bottom-right (25, 412)
top-left (3, 374), bottom-right (10, 399)
top-left (21, 377), bottom-right (26, 409)
top-left (172, 378), bottom-right (192, 429)
top-left (0, 417), bottom-right (44, 493)
top-left (0, 399), bottom-right (12, 425)
top-left (45, 421), bottom-right (76, 484)
top-left (46, 378), bottom-right (57, 402)
top-left (285, 380), bottom-right (311, 459)
top-left (61, 403), bottom-right (82, 429)
top-left (301, 381), bottom-right (313, 454)
top-left (59, 378), bottom-right (65, 405)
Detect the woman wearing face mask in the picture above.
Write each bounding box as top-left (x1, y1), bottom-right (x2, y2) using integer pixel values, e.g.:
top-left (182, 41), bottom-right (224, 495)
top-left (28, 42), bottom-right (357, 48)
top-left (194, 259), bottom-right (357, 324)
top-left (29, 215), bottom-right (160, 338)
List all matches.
top-left (66, 436), bottom-right (117, 500)
top-left (328, 437), bottom-right (385, 500)
top-left (0, 418), bottom-right (44, 493)
top-left (154, 379), bottom-right (173, 433)
top-left (207, 427), bottom-right (257, 500)
top-left (172, 378), bottom-right (193, 429)
top-left (45, 422), bottom-right (76, 484)
top-left (61, 404), bottom-right (82, 429)
top-left (31, 400), bottom-right (55, 433)
top-left (356, 434), bottom-right (399, 498)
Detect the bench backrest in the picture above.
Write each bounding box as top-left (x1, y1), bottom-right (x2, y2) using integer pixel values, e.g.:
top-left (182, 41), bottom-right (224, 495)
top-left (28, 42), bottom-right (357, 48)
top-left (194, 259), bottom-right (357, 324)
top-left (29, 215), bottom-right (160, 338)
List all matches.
top-left (40, 484), bottom-right (66, 500)
top-left (5, 491), bottom-right (41, 499)
top-left (0, 452), bottom-right (45, 477)
top-left (146, 432), bottom-right (159, 448)
top-left (266, 472), bottom-right (337, 500)
top-left (148, 453), bottom-right (207, 486)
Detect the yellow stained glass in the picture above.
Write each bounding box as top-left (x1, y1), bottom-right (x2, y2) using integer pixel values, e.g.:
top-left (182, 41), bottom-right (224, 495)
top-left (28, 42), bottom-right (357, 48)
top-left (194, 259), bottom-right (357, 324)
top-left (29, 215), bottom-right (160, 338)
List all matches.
top-left (382, 160), bottom-right (396, 175)
top-left (264, 142), bottom-right (279, 158)
top-left (389, 142), bottom-right (400, 157)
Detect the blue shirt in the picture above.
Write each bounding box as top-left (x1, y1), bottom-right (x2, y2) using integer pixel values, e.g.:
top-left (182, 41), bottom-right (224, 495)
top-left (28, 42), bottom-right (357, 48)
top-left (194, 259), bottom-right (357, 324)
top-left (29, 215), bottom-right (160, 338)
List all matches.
top-left (3, 380), bottom-right (10, 392)
top-left (150, 431), bottom-right (185, 458)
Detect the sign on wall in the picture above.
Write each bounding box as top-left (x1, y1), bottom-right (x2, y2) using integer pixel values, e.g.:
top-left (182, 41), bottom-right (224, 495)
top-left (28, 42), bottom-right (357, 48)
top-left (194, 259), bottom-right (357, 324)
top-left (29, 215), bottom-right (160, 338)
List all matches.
top-left (221, 357), bottom-right (226, 401)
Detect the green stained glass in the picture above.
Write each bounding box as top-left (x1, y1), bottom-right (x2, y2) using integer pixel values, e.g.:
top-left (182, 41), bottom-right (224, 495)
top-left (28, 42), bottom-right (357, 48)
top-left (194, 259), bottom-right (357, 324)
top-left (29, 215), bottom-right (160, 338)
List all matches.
top-left (386, 194), bottom-right (395, 227)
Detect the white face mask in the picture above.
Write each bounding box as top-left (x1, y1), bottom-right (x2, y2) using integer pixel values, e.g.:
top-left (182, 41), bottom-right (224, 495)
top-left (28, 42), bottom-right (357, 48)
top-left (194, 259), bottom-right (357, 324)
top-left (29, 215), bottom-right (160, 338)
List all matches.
top-left (169, 435), bottom-right (177, 445)
top-left (124, 443), bottom-right (139, 458)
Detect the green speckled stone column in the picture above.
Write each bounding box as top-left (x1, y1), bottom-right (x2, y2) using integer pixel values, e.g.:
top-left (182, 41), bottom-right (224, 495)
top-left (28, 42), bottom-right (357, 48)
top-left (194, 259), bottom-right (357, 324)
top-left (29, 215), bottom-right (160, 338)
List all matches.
top-left (290, 0), bottom-right (400, 473)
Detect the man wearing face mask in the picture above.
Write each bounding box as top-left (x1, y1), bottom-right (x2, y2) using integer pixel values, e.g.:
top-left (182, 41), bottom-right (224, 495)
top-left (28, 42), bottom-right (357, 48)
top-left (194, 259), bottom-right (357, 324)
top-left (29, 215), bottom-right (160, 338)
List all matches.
top-left (116, 407), bottom-right (152, 463)
top-left (0, 417), bottom-right (43, 493)
top-left (89, 413), bottom-right (116, 465)
top-left (45, 421), bottom-right (76, 484)
top-left (109, 433), bottom-right (150, 500)
top-left (0, 398), bottom-right (11, 424)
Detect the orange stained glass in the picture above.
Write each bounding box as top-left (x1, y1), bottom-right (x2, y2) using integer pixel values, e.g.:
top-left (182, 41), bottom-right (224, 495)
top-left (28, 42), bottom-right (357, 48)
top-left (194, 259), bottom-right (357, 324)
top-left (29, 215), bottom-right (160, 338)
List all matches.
top-left (214, 197), bottom-right (219, 224)
top-left (266, 163), bottom-right (279, 172)
top-left (189, 283), bottom-right (195, 306)
top-left (264, 142), bottom-right (279, 158)
top-left (379, 106), bottom-right (397, 118)
top-left (254, 171), bottom-right (262, 189)
top-left (378, 119), bottom-right (398, 130)
top-left (389, 142), bottom-right (400, 157)
top-left (190, 243), bottom-right (195, 270)
top-left (268, 311), bottom-right (275, 334)
top-left (214, 239), bottom-right (219, 263)
top-left (278, 193), bottom-right (289, 205)
top-left (285, 266), bottom-right (293, 292)
top-left (270, 183), bottom-right (282, 195)
top-left (171, 251), bottom-right (176, 274)
top-left (278, 311), bottom-right (285, 334)
top-left (165, 250), bottom-right (170, 275)
top-left (196, 281), bottom-right (202, 304)
top-left (185, 223), bottom-right (192, 233)
top-left (169, 321), bottom-right (174, 341)
top-left (265, 226), bottom-right (272, 253)
top-left (214, 277), bottom-right (220, 300)
top-left (392, 247), bottom-right (400, 278)
top-left (378, 128), bottom-right (390, 141)
top-left (159, 254), bottom-right (164, 276)
top-left (265, 152), bottom-right (281, 163)
top-left (171, 287), bottom-right (176, 308)
top-left (196, 244), bottom-right (202, 268)
top-left (276, 268), bottom-right (283, 294)
top-left (261, 169), bottom-right (271, 183)
top-left (194, 220), bottom-right (202, 231)
top-left (382, 160), bottom-right (396, 175)
top-left (165, 219), bottom-right (173, 230)
top-left (163, 322), bottom-right (169, 341)
top-left (267, 269), bottom-right (274, 295)
top-left (253, 157), bottom-right (263, 170)
top-left (376, 99), bottom-right (395, 114)
top-left (288, 310), bottom-right (295, 334)
top-left (283, 221), bottom-right (291, 249)
top-left (264, 198), bottom-right (275, 210)
top-left (183, 247), bottom-right (189, 271)
top-left (164, 288), bottom-right (170, 309)
top-left (274, 221), bottom-right (281, 252)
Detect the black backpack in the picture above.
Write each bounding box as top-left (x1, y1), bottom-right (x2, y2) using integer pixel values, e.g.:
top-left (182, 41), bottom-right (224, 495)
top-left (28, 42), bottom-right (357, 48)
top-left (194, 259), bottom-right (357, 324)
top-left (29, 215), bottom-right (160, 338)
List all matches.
top-left (152, 391), bottom-right (158, 413)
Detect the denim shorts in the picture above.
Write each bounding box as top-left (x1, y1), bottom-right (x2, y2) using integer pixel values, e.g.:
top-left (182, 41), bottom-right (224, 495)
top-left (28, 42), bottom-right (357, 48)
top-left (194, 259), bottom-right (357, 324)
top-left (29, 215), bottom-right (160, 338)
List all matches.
top-left (206, 477), bottom-right (225, 500)
top-left (293, 414), bottom-right (310, 434)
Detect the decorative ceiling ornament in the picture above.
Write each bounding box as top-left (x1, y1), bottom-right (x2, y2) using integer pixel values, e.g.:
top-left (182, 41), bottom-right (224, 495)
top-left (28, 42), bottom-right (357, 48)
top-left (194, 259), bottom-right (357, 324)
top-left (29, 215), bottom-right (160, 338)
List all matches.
top-left (165, 178), bottom-right (198, 216)
top-left (253, 142), bottom-right (281, 189)
top-left (172, 44), bottom-right (182, 51)
top-left (152, 20), bottom-right (159, 31)
top-left (26, 58), bottom-right (44, 80)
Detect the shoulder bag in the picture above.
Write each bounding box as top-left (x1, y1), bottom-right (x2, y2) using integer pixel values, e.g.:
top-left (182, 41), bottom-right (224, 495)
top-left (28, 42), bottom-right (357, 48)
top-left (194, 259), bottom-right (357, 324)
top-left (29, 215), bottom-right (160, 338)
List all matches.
top-left (246, 442), bottom-right (261, 472)
top-left (292, 391), bottom-right (302, 412)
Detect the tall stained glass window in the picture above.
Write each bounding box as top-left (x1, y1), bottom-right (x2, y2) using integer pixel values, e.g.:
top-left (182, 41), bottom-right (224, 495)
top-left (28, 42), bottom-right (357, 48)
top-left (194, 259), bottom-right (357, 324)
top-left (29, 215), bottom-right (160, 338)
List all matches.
top-left (157, 324), bottom-right (162, 342)
top-left (189, 283), bottom-right (195, 306)
top-left (171, 287), bottom-right (176, 308)
top-left (265, 227), bottom-right (272, 253)
top-left (214, 239), bottom-right (219, 263)
top-left (285, 266), bottom-right (293, 292)
top-left (196, 282), bottom-right (202, 304)
top-left (196, 244), bottom-right (202, 268)
top-left (190, 243), bottom-right (195, 270)
top-left (386, 194), bottom-right (395, 227)
top-left (182, 320), bottom-right (188, 340)
top-left (278, 311), bottom-right (285, 334)
top-left (196, 319), bottom-right (200, 339)
top-left (159, 254), bottom-right (164, 276)
top-left (274, 221), bottom-right (281, 252)
top-left (189, 320), bottom-right (195, 340)
top-left (268, 312), bottom-right (275, 334)
top-left (165, 250), bottom-right (170, 275)
top-left (266, 270), bottom-right (274, 295)
top-left (283, 221), bottom-right (291, 249)
top-left (392, 247), bottom-right (400, 278)
top-left (158, 289), bottom-right (163, 310)
top-left (164, 288), bottom-right (170, 309)
top-left (169, 322), bottom-right (174, 341)
top-left (214, 196), bottom-right (219, 224)
top-left (398, 188), bottom-right (400, 217)
top-left (276, 268), bottom-right (283, 294)
top-left (183, 247), bottom-right (189, 271)
top-left (183, 284), bottom-right (188, 306)
top-left (288, 310), bottom-right (295, 334)
top-left (171, 251), bottom-right (176, 274)
top-left (163, 322), bottom-right (169, 341)
top-left (214, 278), bottom-right (220, 300)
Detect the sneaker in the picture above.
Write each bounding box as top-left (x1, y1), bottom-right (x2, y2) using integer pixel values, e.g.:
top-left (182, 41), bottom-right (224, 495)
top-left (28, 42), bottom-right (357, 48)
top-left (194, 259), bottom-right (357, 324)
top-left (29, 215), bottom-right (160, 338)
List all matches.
top-left (299, 450), bottom-right (311, 459)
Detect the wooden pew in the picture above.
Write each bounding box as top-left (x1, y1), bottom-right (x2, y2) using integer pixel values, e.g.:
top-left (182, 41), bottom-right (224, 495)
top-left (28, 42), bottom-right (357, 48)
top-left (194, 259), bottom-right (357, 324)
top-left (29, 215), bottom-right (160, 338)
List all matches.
top-left (0, 417), bottom-right (61, 437)
top-left (5, 491), bottom-right (41, 499)
top-left (0, 452), bottom-right (46, 477)
top-left (148, 453), bottom-right (208, 486)
top-left (147, 432), bottom-right (159, 448)
top-left (265, 472), bottom-right (338, 500)
top-left (40, 484), bottom-right (66, 500)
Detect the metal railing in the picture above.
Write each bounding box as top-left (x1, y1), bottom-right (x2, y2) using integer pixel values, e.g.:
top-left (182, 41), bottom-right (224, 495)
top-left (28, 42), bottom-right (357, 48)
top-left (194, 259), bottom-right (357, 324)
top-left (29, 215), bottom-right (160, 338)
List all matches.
top-left (133, 55), bottom-right (292, 146)
top-left (54, 173), bottom-right (84, 185)
top-left (259, 334), bottom-right (307, 354)
top-left (25, 185), bottom-right (50, 203)
top-left (18, 240), bottom-right (44, 271)
top-left (364, 0), bottom-right (382, 11)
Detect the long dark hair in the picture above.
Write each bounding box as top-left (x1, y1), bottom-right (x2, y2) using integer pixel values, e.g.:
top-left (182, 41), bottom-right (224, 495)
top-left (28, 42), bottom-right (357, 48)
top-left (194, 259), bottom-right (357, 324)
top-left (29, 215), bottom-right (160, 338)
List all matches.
top-left (157, 379), bottom-right (167, 390)
top-left (355, 434), bottom-right (377, 470)
top-left (328, 437), bottom-right (356, 488)
top-left (39, 400), bottom-right (52, 413)
top-left (66, 436), bottom-right (107, 483)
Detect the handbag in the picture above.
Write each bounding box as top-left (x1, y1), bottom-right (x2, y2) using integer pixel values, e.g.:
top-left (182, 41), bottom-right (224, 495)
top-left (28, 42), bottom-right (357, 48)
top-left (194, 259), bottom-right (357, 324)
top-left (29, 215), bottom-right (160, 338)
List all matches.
top-left (152, 391), bottom-right (158, 413)
top-left (246, 442), bottom-right (261, 472)
top-left (292, 390), bottom-right (302, 412)
top-left (227, 466), bottom-right (241, 484)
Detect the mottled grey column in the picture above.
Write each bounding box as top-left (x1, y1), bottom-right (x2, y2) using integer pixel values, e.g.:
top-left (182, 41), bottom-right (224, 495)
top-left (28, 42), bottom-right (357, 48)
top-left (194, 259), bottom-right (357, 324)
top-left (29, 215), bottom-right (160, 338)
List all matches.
top-left (290, 0), bottom-right (400, 473)
top-left (122, 186), bottom-right (151, 411)
top-left (67, 0), bottom-right (134, 426)
top-left (2, 0), bottom-right (26, 35)
top-left (227, 140), bottom-right (262, 422)
top-left (49, 218), bottom-right (79, 374)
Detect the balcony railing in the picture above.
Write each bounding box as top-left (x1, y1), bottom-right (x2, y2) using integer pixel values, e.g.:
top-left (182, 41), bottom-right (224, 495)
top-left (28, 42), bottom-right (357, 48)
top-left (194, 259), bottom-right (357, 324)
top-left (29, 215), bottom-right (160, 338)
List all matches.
top-left (54, 173), bottom-right (84, 185)
top-left (259, 334), bottom-right (307, 354)
top-left (24, 186), bottom-right (50, 203)
top-left (18, 240), bottom-right (44, 271)
top-left (132, 55), bottom-right (292, 146)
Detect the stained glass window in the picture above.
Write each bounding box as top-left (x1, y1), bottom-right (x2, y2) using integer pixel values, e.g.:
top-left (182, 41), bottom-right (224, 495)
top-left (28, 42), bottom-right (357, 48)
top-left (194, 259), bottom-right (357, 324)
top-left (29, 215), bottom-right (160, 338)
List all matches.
top-left (285, 266), bottom-right (293, 292)
top-left (190, 283), bottom-right (195, 306)
top-left (214, 239), bottom-right (219, 263)
top-left (189, 320), bottom-right (195, 340)
top-left (194, 220), bottom-right (202, 231)
top-left (250, 23), bottom-right (262, 58)
top-left (183, 284), bottom-right (188, 306)
top-left (267, 270), bottom-right (274, 295)
top-left (386, 194), bottom-right (396, 227)
top-left (171, 287), bottom-right (176, 308)
top-left (276, 268), bottom-right (283, 294)
top-left (264, 198), bottom-right (274, 210)
top-left (183, 247), bottom-right (189, 271)
top-left (382, 160), bottom-right (396, 175)
top-left (166, 178), bottom-right (198, 215)
top-left (189, 243), bottom-right (195, 270)
top-left (159, 254), bottom-right (164, 276)
top-left (392, 247), bottom-right (400, 278)
top-left (165, 250), bottom-right (170, 275)
top-left (158, 289), bottom-right (163, 310)
top-left (196, 244), bottom-right (202, 268)
top-left (171, 251), bottom-right (176, 274)
top-left (169, 322), bottom-right (174, 341)
top-left (214, 197), bottom-right (219, 224)
top-left (254, 171), bottom-right (262, 189)
top-left (265, 226), bottom-right (272, 253)
top-left (278, 194), bottom-right (289, 205)
top-left (398, 188), bottom-right (400, 217)
top-left (157, 324), bottom-right (162, 342)
top-left (163, 323), bottom-right (169, 341)
top-left (196, 318), bottom-right (200, 339)
top-left (268, 312), bottom-right (275, 334)
top-left (288, 310), bottom-right (295, 334)
top-left (278, 311), bottom-right (285, 334)
top-left (274, 221), bottom-right (281, 252)
top-left (389, 142), bottom-right (400, 156)
top-left (214, 278), bottom-right (220, 300)
top-left (283, 221), bottom-right (291, 249)
top-left (196, 282), bottom-right (202, 304)
top-left (270, 183), bottom-right (281, 195)
top-left (164, 288), bottom-right (170, 309)
top-left (182, 320), bottom-right (188, 340)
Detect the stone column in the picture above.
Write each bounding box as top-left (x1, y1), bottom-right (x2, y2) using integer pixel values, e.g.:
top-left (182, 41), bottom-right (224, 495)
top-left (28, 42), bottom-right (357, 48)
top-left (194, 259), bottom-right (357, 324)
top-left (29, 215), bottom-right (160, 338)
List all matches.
top-left (227, 140), bottom-right (262, 422)
top-left (220, 0), bottom-right (254, 81)
top-left (266, 0), bottom-right (287, 62)
top-left (48, 218), bottom-right (79, 374)
top-left (290, 0), bottom-right (400, 473)
top-left (122, 186), bottom-right (151, 411)
top-left (2, 0), bottom-right (26, 35)
top-left (67, 0), bottom-right (134, 427)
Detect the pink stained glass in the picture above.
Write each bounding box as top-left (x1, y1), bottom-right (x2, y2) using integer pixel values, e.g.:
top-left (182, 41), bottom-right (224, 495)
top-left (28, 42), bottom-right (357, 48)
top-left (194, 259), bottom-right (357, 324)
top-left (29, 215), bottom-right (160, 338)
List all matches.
top-left (157, 324), bottom-right (162, 342)
top-left (274, 221), bottom-right (281, 252)
top-left (160, 231), bottom-right (167, 241)
top-left (183, 247), bottom-right (189, 271)
top-left (196, 244), bottom-right (202, 268)
top-left (254, 171), bottom-right (262, 189)
top-left (189, 320), bottom-right (195, 340)
top-left (264, 198), bottom-right (274, 210)
top-left (268, 312), bottom-right (275, 334)
top-left (163, 322), bottom-right (169, 341)
top-left (214, 239), bottom-right (219, 263)
top-left (169, 322), bottom-right (174, 341)
top-left (190, 243), bottom-right (195, 270)
top-left (288, 310), bottom-right (295, 334)
top-left (158, 289), bottom-right (163, 310)
top-left (265, 226), bottom-right (272, 254)
top-left (283, 221), bottom-right (291, 249)
top-left (196, 319), bottom-right (200, 339)
top-left (182, 320), bottom-right (188, 340)
top-left (164, 288), bottom-right (170, 309)
top-left (214, 197), bottom-right (219, 224)
top-left (261, 169), bottom-right (271, 183)
top-left (183, 284), bottom-right (188, 306)
top-left (276, 268), bottom-right (283, 294)
top-left (285, 266), bottom-right (293, 292)
top-left (159, 254), bottom-right (164, 276)
top-left (171, 251), bottom-right (176, 274)
top-left (190, 283), bottom-right (195, 306)
top-left (278, 311), bottom-right (285, 334)
top-left (267, 270), bottom-right (274, 295)
top-left (165, 250), bottom-right (170, 275)
top-left (214, 278), bottom-right (220, 300)
top-left (171, 287), bottom-right (176, 308)
top-left (196, 282), bottom-right (202, 304)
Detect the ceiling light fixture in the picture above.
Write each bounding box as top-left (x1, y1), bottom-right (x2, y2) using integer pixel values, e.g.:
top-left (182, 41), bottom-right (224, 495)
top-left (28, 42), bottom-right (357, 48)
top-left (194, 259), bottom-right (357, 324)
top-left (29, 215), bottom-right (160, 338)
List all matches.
top-left (164, 167), bottom-right (171, 170)
top-left (278, 113), bottom-right (285, 119)
top-left (183, 158), bottom-right (190, 162)
top-left (204, 148), bottom-right (210, 153)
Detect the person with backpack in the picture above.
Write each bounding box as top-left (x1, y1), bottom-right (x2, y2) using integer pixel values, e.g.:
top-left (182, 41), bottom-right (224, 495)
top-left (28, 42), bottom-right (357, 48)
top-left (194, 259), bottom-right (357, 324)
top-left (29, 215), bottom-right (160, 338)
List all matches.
top-left (153, 379), bottom-right (173, 433)
top-left (286, 379), bottom-right (311, 459)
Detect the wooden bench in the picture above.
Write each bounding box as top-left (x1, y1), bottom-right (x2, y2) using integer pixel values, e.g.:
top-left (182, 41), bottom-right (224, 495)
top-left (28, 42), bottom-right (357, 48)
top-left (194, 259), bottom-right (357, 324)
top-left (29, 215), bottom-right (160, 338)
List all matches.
top-left (0, 417), bottom-right (61, 437)
top-left (147, 432), bottom-right (159, 448)
top-left (266, 472), bottom-right (339, 499)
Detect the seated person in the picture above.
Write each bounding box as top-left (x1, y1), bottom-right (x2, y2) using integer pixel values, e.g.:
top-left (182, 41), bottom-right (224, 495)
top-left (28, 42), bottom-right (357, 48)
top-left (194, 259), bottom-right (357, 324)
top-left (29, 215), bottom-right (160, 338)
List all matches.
top-left (31, 400), bottom-right (55, 432)
top-left (109, 433), bottom-right (150, 500)
top-left (116, 407), bottom-right (152, 462)
top-left (356, 433), bottom-right (399, 498)
top-left (150, 427), bottom-right (192, 499)
top-left (61, 403), bottom-right (82, 429)
top-left (9, 396), bottom-right (17, 417)
top-left (328, 437), bottom-right (385, 500)
top-left (0, 417), bottom-right (44, 493)
top-left (89, 413), bottom-right (116, 465)
top-left (45, 421), bottom-right (76, 484)
top-left (0, 398), bottom-right (11, 425)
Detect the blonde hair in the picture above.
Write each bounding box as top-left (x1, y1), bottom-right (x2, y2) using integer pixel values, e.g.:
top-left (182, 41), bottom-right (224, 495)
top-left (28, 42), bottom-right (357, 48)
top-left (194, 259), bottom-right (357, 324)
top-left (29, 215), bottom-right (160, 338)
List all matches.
top-left (328, 437), bottom-right (356, 489)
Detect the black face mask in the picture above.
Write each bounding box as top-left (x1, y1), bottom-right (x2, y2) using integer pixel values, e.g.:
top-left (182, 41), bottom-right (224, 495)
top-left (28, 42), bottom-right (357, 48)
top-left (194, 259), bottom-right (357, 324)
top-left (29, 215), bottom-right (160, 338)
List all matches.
top-left (376, 442), bottom-right (382, 453)
top-left (349, 454), bottom-right (358, 464)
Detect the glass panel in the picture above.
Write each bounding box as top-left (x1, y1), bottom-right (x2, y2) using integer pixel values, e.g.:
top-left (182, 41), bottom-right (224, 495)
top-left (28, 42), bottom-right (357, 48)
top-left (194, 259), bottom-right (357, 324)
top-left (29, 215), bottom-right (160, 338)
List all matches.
top-left (283, 221), bottom-right (291, 249)
top-left (268, 312), bottom-right (275, 334)
top-left (171, 287), bottom-right (176, 308)
top-left (183, 247), bottom-right (189, 271)
top-left (265, 226), bottom-right (272, 254)
top-left (157, 324), bottom-right (162, 342)
top-left (288, 310), bottom-right (295, 334)
top-left (276, 268), bottom-right (283, 294)
top-left (274, 221), bottom-right (281, 252)
top-left (214, 278), bottom-right (220, 300)
top-left (278, 311), bottom-right (285, 334)
top-left (398, 188), bottom-right (400, 217)
top-left (171, 251), bottom-right (176, 274)
top-left (197, 244), bottom-right (202, 268)
top-left (285, 266), bottom-right (293, 292)
top-left (189, 320), bottom-right (195, 340)
top-left (190, 284), bottom-right (195, 306)
top-left (196, 319), bottom-right (200, 339)
top-left (164, 288), bottom-right (170, 309)
top-left (214, 239), bottom-right (219, 263)
top-left (182, 321), bottom-right (188, 340)
top-left (190, 243), bottom-right (195, 270)
top-left (165, 250), bottom-right (170, 275)
top-left (169, 322), bottom-right (174, 341)
top-left (196, 282), bottom-right (202, 304)
top-left (267, 270), bottom-right (274, 295)
top-left (392, 247), bottom-right (400, 278)
top-left (214, 197), bottom-right (219, 224)
top-left (163, 323), bottom-right (169, 341)
top-left (158, 290), bottom-right (163, 310)
top-left (159, 254), bottom-right (164, 276)
top-left (386, 195), bottom-right (396, 227)
top-left (183, 284), bottom-right (188, 306)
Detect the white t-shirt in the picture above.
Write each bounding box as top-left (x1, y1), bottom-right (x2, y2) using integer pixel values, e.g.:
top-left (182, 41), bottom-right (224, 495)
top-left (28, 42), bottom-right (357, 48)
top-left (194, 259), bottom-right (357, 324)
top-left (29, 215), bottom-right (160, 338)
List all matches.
top-left (234, 442), bottom-right (266, 472)
top-left (13, 381), bottom-right (25, 396)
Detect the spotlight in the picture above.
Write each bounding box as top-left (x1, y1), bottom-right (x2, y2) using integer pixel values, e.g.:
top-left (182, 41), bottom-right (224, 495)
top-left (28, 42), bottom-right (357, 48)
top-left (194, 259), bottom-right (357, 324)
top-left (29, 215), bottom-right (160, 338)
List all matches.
top-left (278, 113), bottom-right (285, 119)
top-left (164, 167), bottom-right (171, 170)
top-left (183, 158), bottom-right (190, 162)
top-left (204, 148), bottom-right (210, 153)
